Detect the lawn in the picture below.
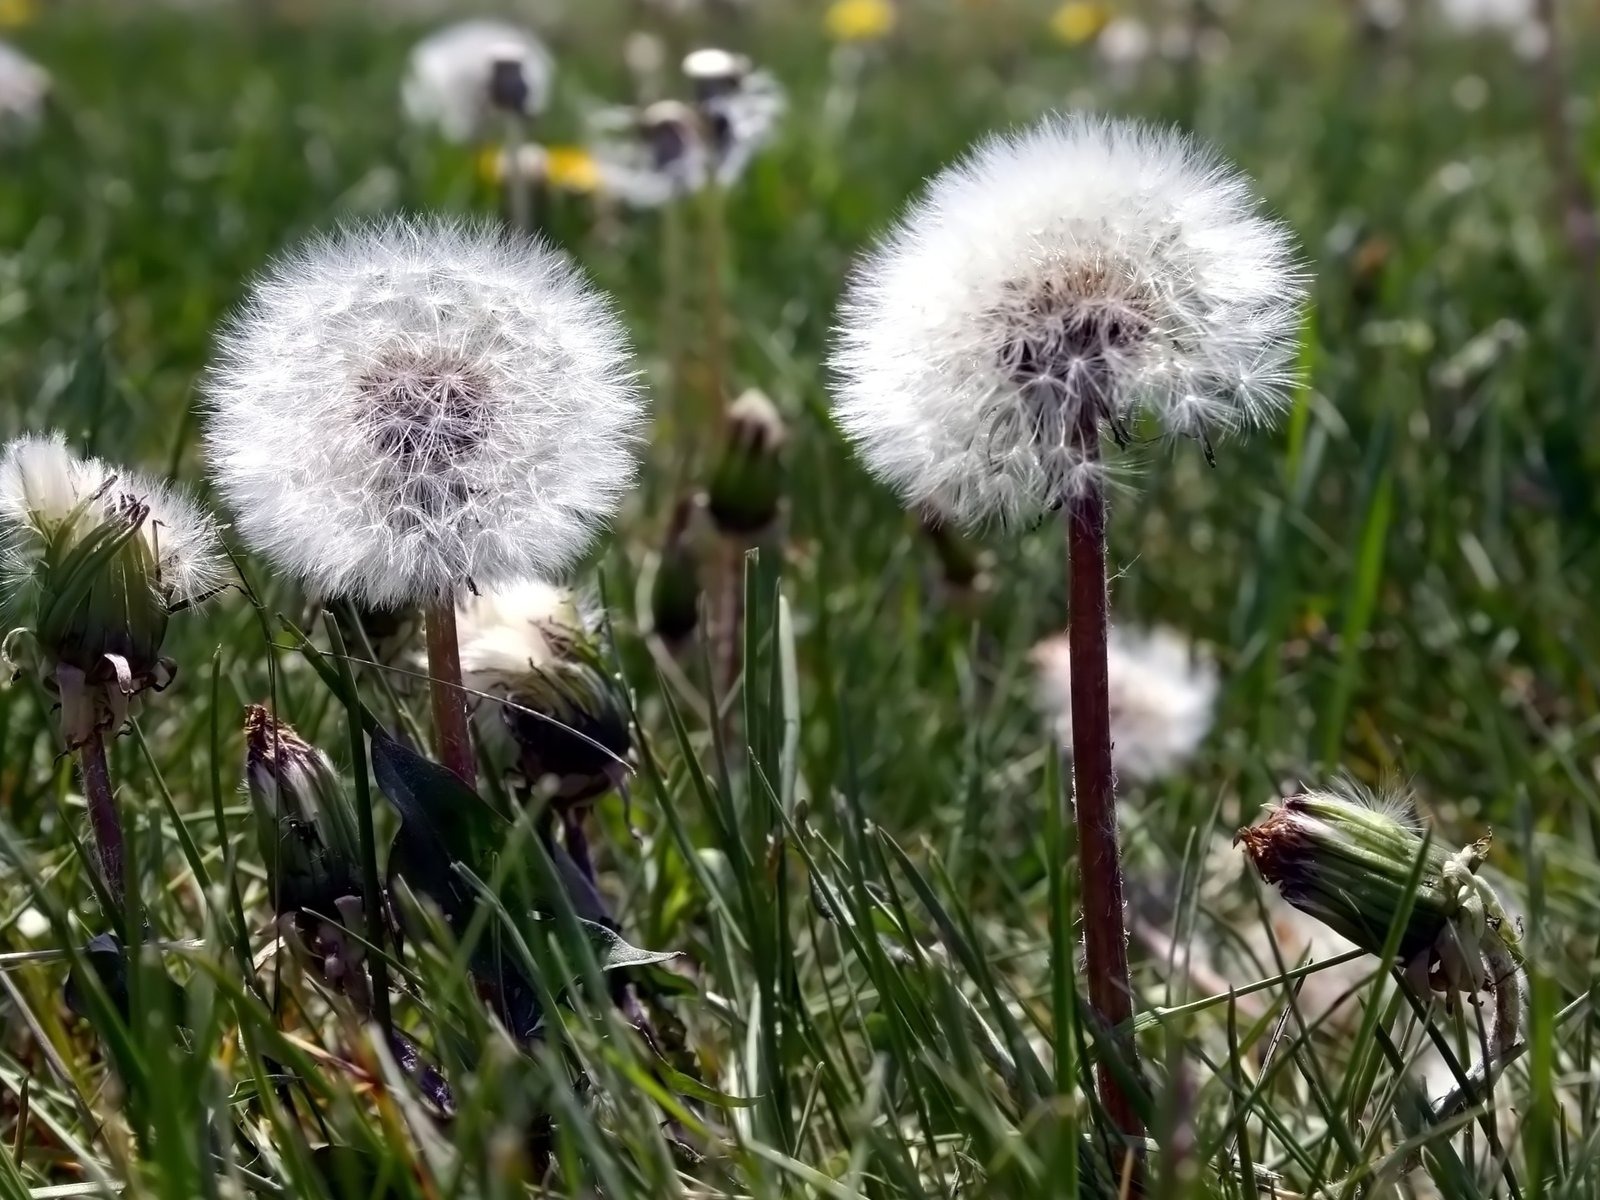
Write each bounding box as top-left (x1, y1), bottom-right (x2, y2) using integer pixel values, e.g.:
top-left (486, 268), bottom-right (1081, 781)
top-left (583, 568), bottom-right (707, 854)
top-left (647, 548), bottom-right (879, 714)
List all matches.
top-left (0, 1), bottom-right (1598, 1196)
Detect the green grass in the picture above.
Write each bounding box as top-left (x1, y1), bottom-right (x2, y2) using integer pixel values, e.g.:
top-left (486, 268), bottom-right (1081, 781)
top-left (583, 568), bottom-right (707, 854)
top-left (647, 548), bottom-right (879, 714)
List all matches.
top-left (2, 0), bottom-right (1600, 1196)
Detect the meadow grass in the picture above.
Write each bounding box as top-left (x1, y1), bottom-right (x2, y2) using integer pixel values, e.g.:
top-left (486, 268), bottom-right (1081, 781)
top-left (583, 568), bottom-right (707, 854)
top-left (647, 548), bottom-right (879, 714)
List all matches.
top-left (0, 2), bottom-right (1599, 1196)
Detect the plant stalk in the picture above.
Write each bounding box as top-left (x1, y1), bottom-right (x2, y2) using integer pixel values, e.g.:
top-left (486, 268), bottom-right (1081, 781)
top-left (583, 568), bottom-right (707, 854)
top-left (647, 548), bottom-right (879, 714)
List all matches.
top-left (424, 599), bottom-right (476, 788)
top-left (1064, 418), bottom-right (1143, 1147)
top-left (78, 727), bottom-right (125, 917)
top-left (503, 113), bottom-right (534, 235)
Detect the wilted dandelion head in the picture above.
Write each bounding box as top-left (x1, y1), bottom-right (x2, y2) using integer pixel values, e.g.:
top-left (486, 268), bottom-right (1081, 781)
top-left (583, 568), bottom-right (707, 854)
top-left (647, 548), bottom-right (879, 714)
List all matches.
top-left (0, 40), bottom-right (48, 139)
top-left (458, 579), bottom-right (629, 803)
top-left (830, 113), bottom-right (1306, 527)
top-left (0, 431), bottom-right (225, 617)
top-left (203, 216), bottom-right (646, 609)
top-left (0, 432), bottom-right (224, 744)
top-left (402, 19), bottom-right (554, 143)
top-left (1032, 624), bottom-right (1217, 783)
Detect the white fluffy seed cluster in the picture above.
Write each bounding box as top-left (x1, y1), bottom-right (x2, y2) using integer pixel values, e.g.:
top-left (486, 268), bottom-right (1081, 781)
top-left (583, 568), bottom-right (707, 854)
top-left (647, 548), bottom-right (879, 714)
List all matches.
top-left (203, 216), bottom-right (646, 608)
top-left (1033, 625), bottom-right (1218, 783)
top-left (402, 19), bottom-right (554, 143)
top-left (0, 431), bottom-right (225, 610)
top-left (830, 113), bottom-right (1306, 527)
top-left (0, 41), bottom-right (50, 138)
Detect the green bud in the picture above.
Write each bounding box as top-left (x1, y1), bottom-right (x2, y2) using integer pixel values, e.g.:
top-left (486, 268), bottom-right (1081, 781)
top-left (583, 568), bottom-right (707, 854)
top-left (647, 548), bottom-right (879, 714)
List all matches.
top-left (649, 495), bottom-right (701, 645)
top-left (707, 389), bottom-right (786, 538)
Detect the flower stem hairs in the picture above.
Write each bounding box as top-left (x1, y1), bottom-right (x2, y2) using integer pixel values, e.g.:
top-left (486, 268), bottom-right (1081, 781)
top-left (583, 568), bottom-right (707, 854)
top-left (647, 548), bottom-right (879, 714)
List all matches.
top-left (0, 431), bottom-right (225, 916)
top-left (829, 112), bottom-right (1306, 1145)
top-left (204, 215), bottom-right (646, 786)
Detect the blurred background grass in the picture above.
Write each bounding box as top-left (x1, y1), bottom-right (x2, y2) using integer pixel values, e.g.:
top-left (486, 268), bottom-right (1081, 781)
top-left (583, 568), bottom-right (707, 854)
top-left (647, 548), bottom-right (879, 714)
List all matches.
top-left (2, 0), bottom-right (1600, 1196)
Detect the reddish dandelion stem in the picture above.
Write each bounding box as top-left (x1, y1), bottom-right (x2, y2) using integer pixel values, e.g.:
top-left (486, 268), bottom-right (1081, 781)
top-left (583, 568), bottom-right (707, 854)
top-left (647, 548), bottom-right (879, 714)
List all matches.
top-left (78, 727), bottom-right (126, 917)
top-left (1064, 418), bottom-right (1144, 1149)
top-left (425, 599), bottom-right (477, 788)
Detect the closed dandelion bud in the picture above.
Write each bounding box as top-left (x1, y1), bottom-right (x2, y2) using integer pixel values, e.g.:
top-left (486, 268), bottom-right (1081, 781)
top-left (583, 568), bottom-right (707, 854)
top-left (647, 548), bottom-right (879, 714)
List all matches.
top-left (681, 47), bottom-right (751, 102)
top-left (244, 706), bottom-right (361, 918)
top-left (0, 433), bottom-right (225, 748)
top-left (1237, 783), bottom-right (1524, 1050)
top-left (708, 389), bottom-right (787, 537)
top-left (650, 496), bottom-right (701, 644)
top-left (459, 581), bottom-right (630, 805)
top-left (486, 47), bottom-right (531, 115)
top-left (921, 515), bottom-right (992, 597)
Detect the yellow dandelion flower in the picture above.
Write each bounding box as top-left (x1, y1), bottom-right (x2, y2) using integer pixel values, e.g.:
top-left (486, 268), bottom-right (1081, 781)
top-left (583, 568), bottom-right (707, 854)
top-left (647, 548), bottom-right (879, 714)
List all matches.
top-left (0, 0), bottom-right (35, 28)
top-left (1049, 1), bottom-right (1110, 46)
top-left (476, 145), bottom-right (506, 185)
top-left (826, 0), bottom-right (896, 43)
top-left (544, 146), bottom-right (602, 194)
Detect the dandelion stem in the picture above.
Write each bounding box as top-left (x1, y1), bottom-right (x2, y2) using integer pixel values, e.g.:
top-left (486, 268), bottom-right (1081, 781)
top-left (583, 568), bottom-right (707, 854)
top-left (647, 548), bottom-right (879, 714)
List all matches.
top-left (1064, 417), bottom-right (1143, 1147)
top-left (424, 599), bottom-right (477, 787)
top-left (503, 113), bottom-right (534, 234)
top-left (78, 727), bottom-right (126, 918)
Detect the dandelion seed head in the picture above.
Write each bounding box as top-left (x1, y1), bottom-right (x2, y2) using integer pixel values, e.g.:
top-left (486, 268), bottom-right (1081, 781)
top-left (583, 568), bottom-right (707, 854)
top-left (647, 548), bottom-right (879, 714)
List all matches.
top-left (830, 113), bottom-right (1306, 526)
top-left (203, 215), bottom-right (646, 609)
top-left (1032, 624), bottom-right (1218, 783)
top-left (402, 19), bottom-right (553, 143)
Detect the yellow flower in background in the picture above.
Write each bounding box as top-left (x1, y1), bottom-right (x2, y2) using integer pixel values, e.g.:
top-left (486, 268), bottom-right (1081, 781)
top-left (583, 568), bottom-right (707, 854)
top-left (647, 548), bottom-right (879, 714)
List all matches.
top-left (0, 0), bottom-right (36, 29)
top-left (1049, 1), bottom-right (1110, 46)
top-left (826, 0), bottom-right (896, 44)
top-left (476, 145), bottom-right (505, 185)
top-left (544, 146), bottom-right (601, 194)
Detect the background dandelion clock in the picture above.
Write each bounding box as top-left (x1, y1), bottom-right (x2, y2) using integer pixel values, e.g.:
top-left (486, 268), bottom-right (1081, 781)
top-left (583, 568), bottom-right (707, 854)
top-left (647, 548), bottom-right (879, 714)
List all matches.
top-left (205, 215), bottom-right (645, 786)
top-left (830, 112), bottom-right (1305, 1147)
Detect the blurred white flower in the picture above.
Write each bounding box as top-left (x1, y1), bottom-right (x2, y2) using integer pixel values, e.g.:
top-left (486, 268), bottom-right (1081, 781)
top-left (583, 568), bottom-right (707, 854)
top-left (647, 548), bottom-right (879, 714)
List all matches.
top-left (458, 579), bottom-right (629, 802)
top-left (581, 52), bottom-right (785, 209)
top-left (1436, 0), bottom-right (1547, 59)
top-left (1032, 625), bottom-right (1218, 782)
top-left (203, 216), bottom-right (645, 609)
top-left (1096, 17), bottom-right (1153, 74)
top-left (828, 114), bottom-right (1304, 527)
top-left (0, 40), bottom-right (48, 138)
top-left (402, 19), bottom-right (554, 143)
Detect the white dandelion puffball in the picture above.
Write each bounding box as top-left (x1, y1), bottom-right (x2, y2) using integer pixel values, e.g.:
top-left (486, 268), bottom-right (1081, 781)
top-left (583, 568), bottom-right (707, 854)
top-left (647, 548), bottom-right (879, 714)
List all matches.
top-left (1033, 625), bottom-right (1218, 783)
top-left (0, 41), bottom-right (50, 138)
top-left (0, 431), bottom-right (225, 612)
top-left (402, 19), bottom-right (554, 144)
top-left (203, 216), bottom-right (646, 609)
top-left (830, 113), bottom-right (1305, 527)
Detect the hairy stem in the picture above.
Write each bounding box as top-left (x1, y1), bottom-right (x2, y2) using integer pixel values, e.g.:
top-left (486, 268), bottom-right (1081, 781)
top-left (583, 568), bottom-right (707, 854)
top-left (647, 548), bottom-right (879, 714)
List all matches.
top-left (424, 600), bottom-right (477, 788)
top-left (78, 728), bottom-right (126, 918)
top-left (503, 113), bottom-right (533, 235)
top-left (1064, 420), bottom-right (1144, 1147)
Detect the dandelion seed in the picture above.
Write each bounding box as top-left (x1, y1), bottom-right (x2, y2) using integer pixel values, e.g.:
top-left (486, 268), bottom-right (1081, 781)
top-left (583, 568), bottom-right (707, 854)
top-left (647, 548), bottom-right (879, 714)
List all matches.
top-left (457, 580), bottom-right (631, 805)
top-left (402, 19), bottom-right (554, 144)
top-left (1033, 625), bottom-right (1217, 783)
top-left (204, 215), bottom-right (645, 610)
top-left (0, 39), bottom-right (48, 139)
top-left (829, 112), bottom-right (1305, 527)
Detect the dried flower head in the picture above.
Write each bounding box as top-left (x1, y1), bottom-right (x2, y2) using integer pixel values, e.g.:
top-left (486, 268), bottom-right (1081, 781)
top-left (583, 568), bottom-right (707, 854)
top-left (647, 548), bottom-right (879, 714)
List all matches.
top-left (1032, 625), bottom-right (1217, 783)
top-left (0, 40), bottom-right (48, 139)
top-left (458, 579), bottom-right (630, 804)
top-left (1237, 782), bottom-right (1524, 1052)
top-left (204, 216), bottom-right (645, 609)
top-left (829, 113), bottom-right (1305, 527)
top-left (0, 432), bottom-right (225, 745)
top-left (402, 19), bottom-right (554, 143)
